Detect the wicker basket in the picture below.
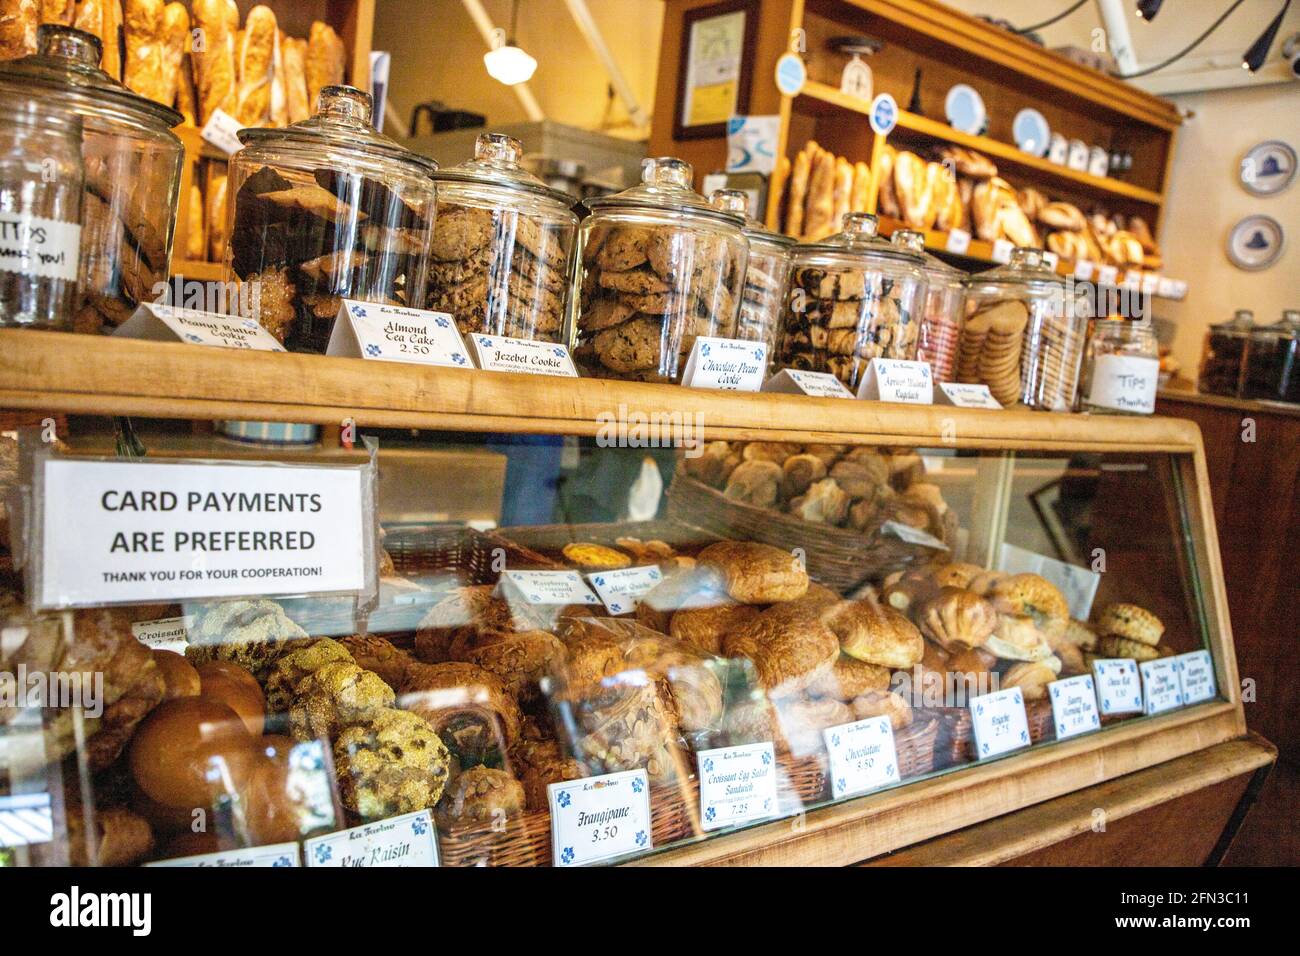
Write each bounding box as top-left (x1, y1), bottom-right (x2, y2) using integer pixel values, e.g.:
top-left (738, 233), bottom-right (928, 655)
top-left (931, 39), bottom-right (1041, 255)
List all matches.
top-left (384, 524), bottom-right (561, 583)
top-left (496, 519), bottom-right (721, 564)
top-left (665, 473), bottom-right (949, 592)
top-left (930, 697), bottom-right (1058, 768)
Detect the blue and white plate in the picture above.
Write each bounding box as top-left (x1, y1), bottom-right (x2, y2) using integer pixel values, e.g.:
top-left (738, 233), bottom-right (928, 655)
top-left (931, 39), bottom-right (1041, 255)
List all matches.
top-left (944, 83), bottom-right (986, 136)
top-left (1013, 108), bottom-right (1050, 157)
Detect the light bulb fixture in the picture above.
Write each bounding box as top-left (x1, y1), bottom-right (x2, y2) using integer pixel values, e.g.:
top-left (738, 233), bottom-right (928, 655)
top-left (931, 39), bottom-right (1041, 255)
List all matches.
top-left (1136, 0), bottom-right (1164, 21)
top-left (484, 0), bottom-right (537, 86)
top-left (1243, 0), bottom-right (1292, 71)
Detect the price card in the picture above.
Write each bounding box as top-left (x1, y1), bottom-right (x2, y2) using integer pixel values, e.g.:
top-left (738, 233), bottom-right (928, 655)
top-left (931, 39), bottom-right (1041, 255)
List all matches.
top-left (762, 368), bottom-right (854, 398)
top-left (880, 520), bottom-right (948, 551)
top-left (944, 228), bottom-right (972, 255)
top-left (1092, 658), bottom-right (1144, 715)
top-left (1097, 264), bottom-right (1119, 286)
top-left (1141, 272), bottom-right (1161, 295)
top-left (147, 842), bottom-right (300, 867)
top-left (1041, 250), bottom-right (1059, 271)
top-left (1175, 650), bottom-right (1218, 705)
top-left (969, 687), bottom-right (1031, 759)
top-left (1073, 258), bottom-right (1095, 281)
top-left (936, 382), bottom-right (1002, 409)
top-left (857, 358), bottom-right (933, 404)
top-left (326, 300), bottom-right (471, 369)
top-left (696, 742), bottom-right (779, 830)
top-left (584, 565), bottom-right (664, 615)
top-left (468, 334), bottom-right (578, 377)
top-left (991, 238), bottom-right (1014, 263)
top-left (499, 569), bottom-right (601, 607)
top-left (824, 716), bottom-right (901, 798)
top-left (200, 107), bottom-right (244, 156)
top-left (999, 542), bottom-right (1100, 620)
top-left (1141, 658), bottom-right (1184, 715)
top-left (0, 793), bottom-right (53, 848)
top-left (304, 809), bottom-right (439, 868)
top-left (549, 769), bottom-right (652, 867)
top-left (1156, 276), bottom-right (1178, 298)
top-left (1169, 279), bottom-right (1189, 300)
top-left (680, 337), bottom-right (768, 391)
top-left (130, 615), bottom-right (193, 653)
top-left (114, 303), bottom-right (285, 351)
top-left (1048, 674), bottom-right (1101, 740)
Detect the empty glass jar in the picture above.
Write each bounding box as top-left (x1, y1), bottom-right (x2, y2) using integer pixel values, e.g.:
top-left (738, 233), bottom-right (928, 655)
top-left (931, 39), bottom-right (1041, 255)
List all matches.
top-left (891, 229), bottom-right (966, 383)
top-left (710, 188), bottom-right (793, 370)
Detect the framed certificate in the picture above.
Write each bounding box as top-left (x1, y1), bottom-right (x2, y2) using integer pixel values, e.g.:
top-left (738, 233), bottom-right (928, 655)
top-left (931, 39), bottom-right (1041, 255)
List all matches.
top-left (673, 0), bottom-right (758, 140)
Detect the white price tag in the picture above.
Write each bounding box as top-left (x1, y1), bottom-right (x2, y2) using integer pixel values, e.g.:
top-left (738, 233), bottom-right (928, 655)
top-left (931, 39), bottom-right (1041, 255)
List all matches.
top-left (999, 542), bottom-right (1101, 620)
top-left (1141, 272), bottom-right (1161, 295)
top-left (36, 457), bottom-right (369, 609)
top-left (1141, 658), bottom-right (1184, 715)
top-left (1073, 258), bottom-right (1095, 281)
top-left (499, 569), bottom-right (601, 607)
top-left (1175, 650), bottom-right (1217, 705)
top-left (969, 687), bottom-right (1031, 759)
top-left (199, 107), bottom-right (244, 156)
top-left (1092, 658), bottom-right (1143, 715)
top-left (1086, 354), bottom-right (1158, 414)
top-left (945, 228), bottom-right (971, 255)
top-left (468, 334), bottom-right (577, 377)
top-left (131, 615), bottom-right (193, 653)
top-left (0, 213), bottom-right (79, 282)
top-left (584, 565), bottom-right (664, 615)
top-left (304, 809), bottom-right (439, 867)
top-left (761, 368), bottom-right (854, 398)
top-left (936, 382), bottom-right (1002, 409)
top-left (680, 337), bottom-right (768, 391)
top-left (1048, 674), bottom-right (1101, 740)
top-left (326, 300), bottom-right (472, 369)
top-left (880, 520), bottom-right (948, 550)
top-left (697, 742), bottom-right (779, 830)
top-left (1098, 264), bottom-right (1119, 286)
top-left (147, 842), bottom-right (300, 867)
top-left (856, 357), bottom-right (933, 404)
top-left (1041, 250), bottom-right (1059, 271)
top-left (823, 716), bottom-right (901, 798)
top-left (114, 303), bottom-right (286, 351)
top-left (991, 239), bottom-right (1014, 263)
top-left (0, 793), bottom-right (53, 848)
top-left (549, 769), bottom-right (652, 867)
top-left (1169, 279), bottom-right (1188, 300)
top-left (1156, 276), bottom-right (1177, 298)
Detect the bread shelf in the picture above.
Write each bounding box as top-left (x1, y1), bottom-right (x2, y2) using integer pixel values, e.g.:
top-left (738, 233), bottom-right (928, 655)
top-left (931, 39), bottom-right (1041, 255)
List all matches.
top-left (796, 81), bottom-right (1165, 207)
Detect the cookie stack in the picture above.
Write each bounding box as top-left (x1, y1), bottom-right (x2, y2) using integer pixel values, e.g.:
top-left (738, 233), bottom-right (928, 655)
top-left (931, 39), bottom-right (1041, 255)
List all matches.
top-left (1094, 603), bottom-right (1168, 663)
top-left (1022, 310), bottom-right (1088, 411)
top-left (957, 299), bottom-right (1030, 406)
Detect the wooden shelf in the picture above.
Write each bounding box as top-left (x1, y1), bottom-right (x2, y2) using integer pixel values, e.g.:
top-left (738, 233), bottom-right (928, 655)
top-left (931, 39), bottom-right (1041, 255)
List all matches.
top-left (797, 81), bottom-right (1164, 206)
top-left (0, 330), bottom-right (1203, 453)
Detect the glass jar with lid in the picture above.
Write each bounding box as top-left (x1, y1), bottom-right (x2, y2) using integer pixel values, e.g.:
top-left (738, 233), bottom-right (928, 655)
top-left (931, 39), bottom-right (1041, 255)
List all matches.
top-left (427, 132), bottom-right (578, 343)
top-left (776, 212), bottom-right (927, 392)
top-left (961, 247), bottom-right (1090, 411)
top-left (1080, 320), bottom-right (1159, 414)
top-left (571, 157), bottom-right (748, 383)
top-left (1197, 309), bottom-right (1253, 398)
top-left (1242, 310), bottom-right (1300, 404)
top-left (0, 25), bottom-right (183, 333)
top-left (226, 85), bottom-right (438, 353)
top-left (0, 98), bottom-right (83, 329)
top-left (891, 229), bottom-right (966, 383)
top-left (710, 188), bottom-right (793, 370)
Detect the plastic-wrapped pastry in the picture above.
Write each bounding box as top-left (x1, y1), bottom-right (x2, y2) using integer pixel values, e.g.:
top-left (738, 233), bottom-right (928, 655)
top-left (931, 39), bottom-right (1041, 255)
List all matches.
top-left (400, 661), bottom-right (521, 763)
top-left (565, 678), bottom-right (686, 785)
top-left (184, 599), bottom-right (309, 678)
top-left (774, 697), bottom-right (853, 755)
top-left (722, 599), bottom-right (840, 698)
top-left (850, 689), bottom-right (913, 729)
top-left (668, 602), bottom-right (761, 656)
top-left (434, 765), bottom-right (525, 829)
top-left (449, 627), bottom-right (565, 704)
top-left (511, 738), bottom-right (587, 811)
top-left (805, 654), bottom-right (891, 701)
top-left (614, 624), bottom-right (723, 733)
top-left (334, 707), bottom-right (452, 820)
top-left (698, 541), bottom-right (810, 604)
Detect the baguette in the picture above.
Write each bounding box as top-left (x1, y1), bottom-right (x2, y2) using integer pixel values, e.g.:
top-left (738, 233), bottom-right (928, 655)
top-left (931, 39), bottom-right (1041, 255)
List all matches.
top-left (767, 154), bottom-right (790, 233)
top-left (234, 4), bottom-right (276, 128)
top-left (268, 28), bottom-right (287, 126)
top-left (875, 144), bottom-right (899, 220)
top-left (281, 35), bottom-right (310, 123)
top-left (305, 19), bottom-right (345, 108)
top-left (101, 0), bottom-right (120, 78)
top-left (850, 161), bottom-right (871, 213)
top-left (0, 0), bottom-right (39, 60)
top-left (155, 2), bottom-right (186, 107)
top-left (831, 156), bottom-right (853, 235)
top-left (40, 0), bottom-right (73, 25)
top-left (122, 0), bottom-right (164, 103)
top-left (205, 163), bottom-right (227, 263)
top-left (803, 146), bottom-right (836, 240)
top-left (185, 179), bottom-right (205, 260)
top-left (785, 144), bottom-right (812, 239)
top-left (190, 0), bottom-right (236, 122)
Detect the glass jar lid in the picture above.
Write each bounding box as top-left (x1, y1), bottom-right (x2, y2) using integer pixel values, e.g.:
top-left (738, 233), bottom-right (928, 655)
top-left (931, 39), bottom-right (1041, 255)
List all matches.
top-left (709, 189), bottom-right (795, 249)
top-left (1209, 309), bottom-right (1255, 336)
top-left (584, 157), bottom-right (745, 227)
top-left (794, 212), bottom-right (925, 265)
top-left (0, 24), bottom-right (182, 129)
top-left (967, 246), bottom-right (1067, 289)
top-left (1253, 310), bottom-right (1300, 339)
top-left (432, 132), bottom-right (574, 206)
top-left (891, 229), bottom-right (964, 286)
top-left (238, 85), bottom-right (438, 176)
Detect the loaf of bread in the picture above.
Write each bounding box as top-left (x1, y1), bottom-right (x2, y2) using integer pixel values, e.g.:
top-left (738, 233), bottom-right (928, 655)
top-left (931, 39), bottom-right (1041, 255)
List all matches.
top-left (269, 27), bottom-right (287, 126)
top-left (185, 180), bottom-right (204, 259)
top-left (233, 4), bottom-right (275, 127)
top-left (156, 1), bottom-right (186, 107)
top-left (785, 144), bottom-right (812, 238)
top-left (281, 34), bottom-right (310, 123)
top-left (0, 0), bottom-right (39, 60)
top-left (803, 146), bottom-right (836, 240)
top-left (122, 0), bottom-right (164, 103)
top-left (40, 0), bottom-right (74, 24)
top-left (305, 19), bottom-right (345, 108)
top-left (850, 160), bottom-right (871, 213)
top-left (205, 164), bottom-right (227, 263)
top-left (191, 0), bottom-right (237, 122)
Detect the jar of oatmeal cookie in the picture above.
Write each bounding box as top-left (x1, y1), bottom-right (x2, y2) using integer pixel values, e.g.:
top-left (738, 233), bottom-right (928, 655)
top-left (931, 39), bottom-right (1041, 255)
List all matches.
top-left (775, 213), bottom-right (927, 392)
top-left (961, 247), bottom-right (1090, 411)
top-left (428, 133), bottom-right (578, 342)
top-left (571, 157), bottom-right (748, 383)
top-left (709, 189), bottom-right (793, 372)
top-left (891, 229), bottom-right (966, 383)
top-left (225, 86), bottom-right (437, 353)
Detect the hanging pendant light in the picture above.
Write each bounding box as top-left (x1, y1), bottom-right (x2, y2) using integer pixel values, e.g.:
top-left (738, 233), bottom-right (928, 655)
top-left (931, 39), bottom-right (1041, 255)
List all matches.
top-left (1136, 0), bottom-right (1164, 21)
top-left (484, 0), bottom-right (537, 85)
top-left (1242, 0), bottom-right (1292, 71)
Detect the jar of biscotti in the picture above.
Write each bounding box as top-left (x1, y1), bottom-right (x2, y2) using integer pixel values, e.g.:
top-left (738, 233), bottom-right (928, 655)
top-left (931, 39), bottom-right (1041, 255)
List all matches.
top-left (571, 157), bottom-right (748, 382)
top-left (226, 85), bottom-right (437, 353)
top-left (961, 247), bottom-right (1090, 411)
top-left (428, 133), bottom-right (578, 343)
top-left (891, 229), bottom-right (966, 383)
top-left (0, 25), bottom-right (182, 334)
top-left (1080, 319), bottom-right (1159, 414)
top-left (776, 212), bottom-right (927, 392)
top-left (1196, 309), bottom-right (1253, 398)
top-left (710, 188), bottom-right (793, 372)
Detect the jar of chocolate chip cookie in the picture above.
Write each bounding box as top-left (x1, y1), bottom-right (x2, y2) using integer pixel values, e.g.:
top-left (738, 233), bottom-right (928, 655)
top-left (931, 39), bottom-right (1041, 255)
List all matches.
top-left (710, 189), bottom-right (793, 372)
top-left (775, 213), bottom-right (927, 392)
top-left (572, 157), bottom-right (748, 383)
top-left (225, 86), bottom-right (437, 353)
top-left (428, 133), bottom-right (578, 343)
top-left (961, 247), bottom-right (1090, 411)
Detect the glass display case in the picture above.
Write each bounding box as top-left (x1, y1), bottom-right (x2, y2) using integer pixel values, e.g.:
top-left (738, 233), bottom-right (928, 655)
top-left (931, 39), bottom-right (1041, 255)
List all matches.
top-left (0, 330), bottom-right (1248, 867)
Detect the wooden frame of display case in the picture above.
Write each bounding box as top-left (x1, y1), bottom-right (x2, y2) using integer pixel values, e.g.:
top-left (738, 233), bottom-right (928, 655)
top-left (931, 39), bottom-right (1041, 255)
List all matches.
top-left (0, 328), bottom-right (1271, 866)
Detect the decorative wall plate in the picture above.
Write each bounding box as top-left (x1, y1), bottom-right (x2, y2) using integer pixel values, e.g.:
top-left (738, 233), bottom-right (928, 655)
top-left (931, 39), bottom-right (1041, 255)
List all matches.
top-left (1240, 140), bottom-right (1296, 196)
top-left (944, 84), bottom-right (986, 135)
top-left (1226, 215), bottom-right (1284, 271)
top-left (1012, 108), bottom-right (1050, 157)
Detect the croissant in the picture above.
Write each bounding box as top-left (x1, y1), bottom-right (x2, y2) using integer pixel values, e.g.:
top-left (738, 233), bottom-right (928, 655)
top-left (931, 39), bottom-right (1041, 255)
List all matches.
top-left (916, 587), bottom-right (998, 653)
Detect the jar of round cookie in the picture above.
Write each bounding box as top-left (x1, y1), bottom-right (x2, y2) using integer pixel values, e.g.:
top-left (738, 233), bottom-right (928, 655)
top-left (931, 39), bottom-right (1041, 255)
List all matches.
top-left (427, 133), bottom-right (578, 342)
top-left (776, 212), bottom-right (927, 392)
top-left (960, 247), bottom-right (1090, 411)
top-left (709, 189), bottom-right (793, 371)
top-left (225, 85), bottom-right (438, 353)
top-left (0, 25), bottom-right (183, 334)
top-left (890, 229), bottom-right (966, 382)
top-left (1080, 319), bottom-right (1159, 414)
top-left (571, 157), bottom-right (748, 383)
